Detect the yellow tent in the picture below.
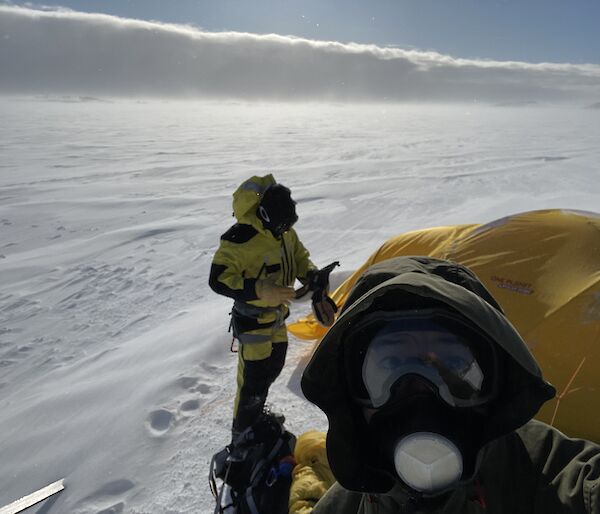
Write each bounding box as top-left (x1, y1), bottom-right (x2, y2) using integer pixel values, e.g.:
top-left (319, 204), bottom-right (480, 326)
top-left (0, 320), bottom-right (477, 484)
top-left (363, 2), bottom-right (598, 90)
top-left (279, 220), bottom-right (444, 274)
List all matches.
top-left (290, 209), bottom-right (600, 442)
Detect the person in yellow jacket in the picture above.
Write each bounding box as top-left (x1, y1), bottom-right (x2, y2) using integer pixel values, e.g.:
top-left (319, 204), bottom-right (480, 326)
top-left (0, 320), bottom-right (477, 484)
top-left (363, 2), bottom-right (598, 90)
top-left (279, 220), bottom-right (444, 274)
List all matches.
top-left (209, 174), bottom-right (336, 439)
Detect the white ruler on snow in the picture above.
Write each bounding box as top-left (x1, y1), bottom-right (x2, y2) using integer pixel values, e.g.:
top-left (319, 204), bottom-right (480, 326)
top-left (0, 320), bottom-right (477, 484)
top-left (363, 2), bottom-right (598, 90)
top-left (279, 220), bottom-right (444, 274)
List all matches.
top-left (0, 479), bottom-right (65, 514)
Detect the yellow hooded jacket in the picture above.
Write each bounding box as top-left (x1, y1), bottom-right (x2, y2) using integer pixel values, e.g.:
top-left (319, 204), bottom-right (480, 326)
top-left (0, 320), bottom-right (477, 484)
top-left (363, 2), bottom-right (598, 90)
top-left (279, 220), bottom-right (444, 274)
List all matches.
top-left (209, 175), bottom-right (315, 349)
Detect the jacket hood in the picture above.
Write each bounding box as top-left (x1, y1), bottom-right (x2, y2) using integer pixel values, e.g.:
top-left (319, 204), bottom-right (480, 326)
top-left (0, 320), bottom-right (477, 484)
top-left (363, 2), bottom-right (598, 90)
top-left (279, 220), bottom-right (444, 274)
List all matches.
top-left (232, 174), bottom-right (276, 235)
top-left (301, 256), bottom-right (556, 494)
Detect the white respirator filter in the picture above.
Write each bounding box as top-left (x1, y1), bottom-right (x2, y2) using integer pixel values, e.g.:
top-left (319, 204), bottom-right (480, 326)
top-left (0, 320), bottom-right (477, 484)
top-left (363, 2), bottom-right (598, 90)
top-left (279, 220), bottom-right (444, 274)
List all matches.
top-left (393, 432), bottom-right (463, 494)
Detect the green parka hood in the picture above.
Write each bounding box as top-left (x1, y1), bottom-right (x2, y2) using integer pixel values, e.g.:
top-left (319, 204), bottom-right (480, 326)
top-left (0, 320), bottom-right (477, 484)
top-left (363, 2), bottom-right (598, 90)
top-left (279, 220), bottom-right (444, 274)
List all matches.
top-left (301, 256), bottom-right (556, 494)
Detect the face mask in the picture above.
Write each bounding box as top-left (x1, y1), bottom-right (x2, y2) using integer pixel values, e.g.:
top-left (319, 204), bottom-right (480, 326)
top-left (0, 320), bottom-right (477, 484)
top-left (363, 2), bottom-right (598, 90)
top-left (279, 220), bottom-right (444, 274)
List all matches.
top-left (393, 432), bottom-right (463, 494)
top-left (367, 395), bottom-right (480, 496)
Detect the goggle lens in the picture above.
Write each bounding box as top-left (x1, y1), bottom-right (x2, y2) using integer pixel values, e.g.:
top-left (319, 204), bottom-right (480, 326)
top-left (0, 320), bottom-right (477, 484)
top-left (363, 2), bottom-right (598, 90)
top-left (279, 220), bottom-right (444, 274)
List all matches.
top-left (359, 317), bottom-right (493, 409)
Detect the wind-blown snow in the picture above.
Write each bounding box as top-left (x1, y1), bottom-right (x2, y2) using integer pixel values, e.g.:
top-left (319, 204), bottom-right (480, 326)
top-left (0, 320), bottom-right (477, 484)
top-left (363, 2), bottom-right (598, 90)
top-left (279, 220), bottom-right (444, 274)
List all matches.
top-left (0, 98), bottom-right (599, 513)
top-left (1, 5), bottom-right (600, 104)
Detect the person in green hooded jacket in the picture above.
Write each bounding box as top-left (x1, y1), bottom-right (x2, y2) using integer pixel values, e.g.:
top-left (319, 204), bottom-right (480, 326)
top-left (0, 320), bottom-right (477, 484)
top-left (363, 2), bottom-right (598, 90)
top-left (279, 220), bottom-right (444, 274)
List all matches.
top-left (300, 256), bottom-right (600, 514)
top-left (209, 174), bottom-right (337, 439)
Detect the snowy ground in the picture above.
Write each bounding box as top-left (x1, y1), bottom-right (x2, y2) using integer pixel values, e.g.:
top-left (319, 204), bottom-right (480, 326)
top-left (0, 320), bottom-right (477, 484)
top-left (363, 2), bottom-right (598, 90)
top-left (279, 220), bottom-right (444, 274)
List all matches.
top-left (1, 97), bottom-right (599, 513)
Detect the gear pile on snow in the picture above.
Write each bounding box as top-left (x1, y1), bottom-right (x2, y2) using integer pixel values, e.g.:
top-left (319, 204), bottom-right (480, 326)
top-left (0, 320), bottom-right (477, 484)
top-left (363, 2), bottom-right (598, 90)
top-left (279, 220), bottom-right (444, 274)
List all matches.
top-left (210, 412), bottom-right (296, 514)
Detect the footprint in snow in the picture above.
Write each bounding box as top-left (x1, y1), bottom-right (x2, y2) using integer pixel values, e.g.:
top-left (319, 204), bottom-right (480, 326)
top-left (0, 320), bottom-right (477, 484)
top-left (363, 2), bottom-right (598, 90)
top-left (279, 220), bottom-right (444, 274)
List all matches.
top-left (196, 382), bottom-right (212, 394)
top-left (176, 376), bottom-right (199, 390)
top-left (93, 479), bottom-right (135, 496)
top-left (180, 399), bottom-right (200, 416)
top-left (165, 375), bottom-right (218, 423)
top-left (176, 375), bottom-right (212, 395)
top-left (96, 503), bottom-right (124, 514)
top-left (146, 408), bottom-right (175, 436)
top-left (77, 479), bottom-right (134, 514)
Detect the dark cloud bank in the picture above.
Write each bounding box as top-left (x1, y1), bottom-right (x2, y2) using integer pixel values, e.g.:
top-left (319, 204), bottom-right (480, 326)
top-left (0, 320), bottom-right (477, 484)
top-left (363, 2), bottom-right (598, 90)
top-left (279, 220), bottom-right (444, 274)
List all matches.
top-left (1, 5), bottom-right (600, 104)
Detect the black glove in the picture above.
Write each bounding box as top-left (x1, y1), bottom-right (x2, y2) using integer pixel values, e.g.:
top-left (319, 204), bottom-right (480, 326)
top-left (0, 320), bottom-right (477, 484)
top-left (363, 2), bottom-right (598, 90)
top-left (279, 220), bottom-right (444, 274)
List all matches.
top-left (295, 261), bottom-right (340, 299)
top-left (312, 289), bottom-right (338, 327)
top-left (295, 261), bottom-right (340, 326)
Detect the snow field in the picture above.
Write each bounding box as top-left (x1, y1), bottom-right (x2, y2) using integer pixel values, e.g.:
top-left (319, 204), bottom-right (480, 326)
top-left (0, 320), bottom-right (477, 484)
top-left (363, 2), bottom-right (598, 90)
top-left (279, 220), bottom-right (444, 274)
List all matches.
top-left (0, 98), bottom-right (599, 513)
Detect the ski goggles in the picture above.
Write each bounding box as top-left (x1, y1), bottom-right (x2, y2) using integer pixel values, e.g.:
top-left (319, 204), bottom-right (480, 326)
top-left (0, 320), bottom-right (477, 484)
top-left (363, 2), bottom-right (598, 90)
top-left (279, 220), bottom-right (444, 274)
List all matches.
top-left (258, 206), bottom-right (298, 237)
top-left (345, 309), bottom-right (498, 409)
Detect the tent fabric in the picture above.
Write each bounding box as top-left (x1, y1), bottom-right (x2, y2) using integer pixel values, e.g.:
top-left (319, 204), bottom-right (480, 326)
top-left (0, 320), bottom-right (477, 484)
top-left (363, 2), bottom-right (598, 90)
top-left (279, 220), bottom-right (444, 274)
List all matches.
top-left (289, 209), bottom-right (600, 442)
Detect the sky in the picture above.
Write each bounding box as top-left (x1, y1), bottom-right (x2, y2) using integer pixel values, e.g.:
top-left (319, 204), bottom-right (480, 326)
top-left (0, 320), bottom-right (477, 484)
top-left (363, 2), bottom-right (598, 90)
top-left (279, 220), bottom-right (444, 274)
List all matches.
top-left (1, 2), bottom-right (600, 103)
top-left (4, 0), bottom-right (600, 64)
